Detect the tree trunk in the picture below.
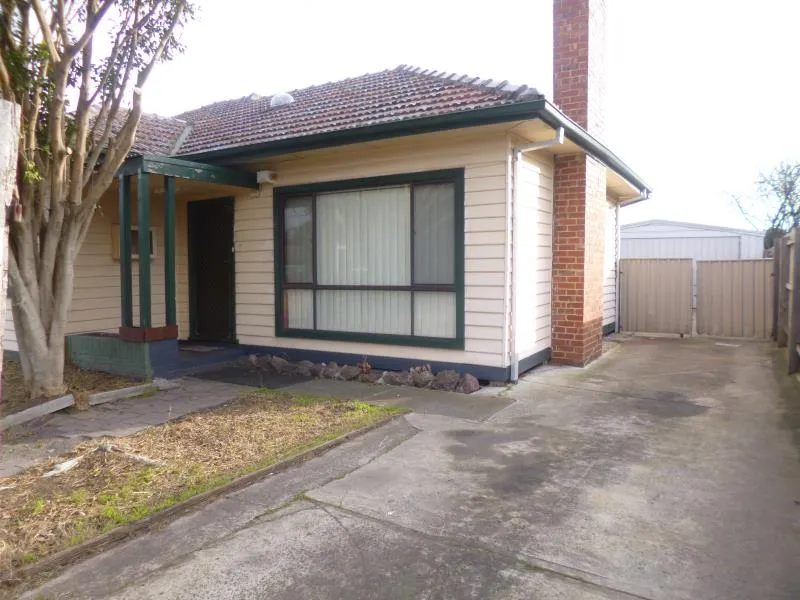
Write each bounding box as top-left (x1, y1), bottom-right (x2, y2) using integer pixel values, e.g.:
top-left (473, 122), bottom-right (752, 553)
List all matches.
top-left (0, 100), bottom-right (21, 400)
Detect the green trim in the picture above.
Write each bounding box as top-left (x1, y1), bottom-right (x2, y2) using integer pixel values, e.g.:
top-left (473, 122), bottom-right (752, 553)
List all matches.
top-left (181, 101), bottom-right (546, 163)
top-left (274, 169), bottom-right (466, 350)
top-left (117, 155), bottom-right (258, 189)
top-left (164, 176), bottom-right (177, 327)
top-left (118, 175), bottom-right (133, 327)
top-left (537, 101), bottom-right (651, 195)
top-left (137, 170), bottom-right (151, 328)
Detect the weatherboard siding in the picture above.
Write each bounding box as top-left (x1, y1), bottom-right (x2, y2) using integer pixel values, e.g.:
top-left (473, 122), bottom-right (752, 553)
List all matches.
top-left (602, 199), bottom-right (618, 327)
top-left (514, 152), bottom-right (554, 359)
top-left (234, 129), bottom-right (511, 368)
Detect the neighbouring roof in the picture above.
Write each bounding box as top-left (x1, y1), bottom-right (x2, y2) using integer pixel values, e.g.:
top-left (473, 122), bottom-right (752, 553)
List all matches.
top-left (621, 220), bottom-right (764, 236)
top-left (131, 65), bottom-right (542, 158)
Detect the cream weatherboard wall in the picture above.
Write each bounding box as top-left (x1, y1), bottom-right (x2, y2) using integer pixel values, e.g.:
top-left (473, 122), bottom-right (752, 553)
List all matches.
top-left (513, 151), bottom-right (554, 360)
top-left (234, 128), bottom-right (512, 370)
top-left (602, 199), bottom-right (618, 327)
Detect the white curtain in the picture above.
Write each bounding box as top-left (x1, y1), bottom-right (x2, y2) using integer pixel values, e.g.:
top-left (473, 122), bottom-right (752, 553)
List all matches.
top-left (285, 289), bottom-right (313, 329)
top-left (414, 292), bottom-right (456, 338)
top-left (316, 186), bottom-right (410, 285)
top-left (316, 290), bottom-right (411, 335)
top-left (414, 183), bottom-right (455, 284)
top-left (284, 197), bottom-right (313, 283)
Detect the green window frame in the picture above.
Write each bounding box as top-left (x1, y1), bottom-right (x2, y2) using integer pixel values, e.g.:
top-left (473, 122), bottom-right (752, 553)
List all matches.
top-left (274, 169), bottom-right (465, 349)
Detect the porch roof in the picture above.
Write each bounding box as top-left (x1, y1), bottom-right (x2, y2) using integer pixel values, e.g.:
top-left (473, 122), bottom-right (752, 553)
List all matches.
top-left (117, 154), bottom-right (258, 189)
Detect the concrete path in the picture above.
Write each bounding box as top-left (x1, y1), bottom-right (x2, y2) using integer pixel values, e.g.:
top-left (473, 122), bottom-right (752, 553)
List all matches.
top-left (21, 337), bottom-right (800, 599)
top-left (1, 378), bottom-right (250, 477)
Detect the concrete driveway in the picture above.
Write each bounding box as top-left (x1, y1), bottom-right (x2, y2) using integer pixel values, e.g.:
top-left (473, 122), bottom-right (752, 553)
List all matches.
top-left (24, 337), bottom-right (800, 599)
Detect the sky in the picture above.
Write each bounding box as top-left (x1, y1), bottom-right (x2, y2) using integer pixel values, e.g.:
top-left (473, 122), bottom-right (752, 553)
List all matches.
top-left (141, 0), bottom-right (800, 230)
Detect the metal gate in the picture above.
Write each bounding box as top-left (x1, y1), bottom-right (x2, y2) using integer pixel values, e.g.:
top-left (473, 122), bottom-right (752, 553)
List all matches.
top-left (619, 259), bottom-right (693, 334)
top-left (696, 260), bottom-right (773, 338)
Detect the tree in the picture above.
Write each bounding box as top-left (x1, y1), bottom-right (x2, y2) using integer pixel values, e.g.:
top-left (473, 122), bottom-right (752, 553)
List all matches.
top-left (733, 162), bottom-right (800, 239)
top-left (0, 0), bottom-right (194, 398)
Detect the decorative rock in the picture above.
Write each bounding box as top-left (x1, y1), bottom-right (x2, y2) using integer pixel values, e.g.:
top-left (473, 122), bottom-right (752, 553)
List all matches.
top-left (310, 363), bottom-right (326, 378)
top-left (339, 365), bottom-right (361, 381)
top-left (323, 361), bottom-right (340, 379)
top-left (411, 369), bottom-right (434, 388)
top-left (359, 371), bottom-right (384, 384)
top-left (430, 369), bottom-right (460, 391)
top-left (293, 363), bottom-right (312, 377)
top-left (383, 371), bottom-right (410, 386)
top-left (269, 355), bottom-right (291, 373)
top-left (456, 373), bottom-right (481, 394)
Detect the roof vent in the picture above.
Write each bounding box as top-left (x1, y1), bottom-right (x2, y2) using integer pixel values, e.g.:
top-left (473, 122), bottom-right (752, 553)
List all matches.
top-left (270, 92), bottom-right (294, 108)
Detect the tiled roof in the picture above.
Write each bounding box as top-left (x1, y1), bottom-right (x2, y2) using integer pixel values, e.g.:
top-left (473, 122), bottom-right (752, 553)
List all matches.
top-left (101, 110), bottom-right (189, 156)
top-left (143, 65), bottom-right (542, 157)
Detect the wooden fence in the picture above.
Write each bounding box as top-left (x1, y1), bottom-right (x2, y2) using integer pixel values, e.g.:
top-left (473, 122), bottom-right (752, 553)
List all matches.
top-left (773, 227), bottom-right (800, 374)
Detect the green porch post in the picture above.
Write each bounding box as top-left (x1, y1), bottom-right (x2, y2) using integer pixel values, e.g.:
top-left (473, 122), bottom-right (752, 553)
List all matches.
top-left (137, 170), bottom-right (151, 328)
top-left (118, 175), bottom-right (133, 327)
top-left (164, 176), bottom-right (177, 327)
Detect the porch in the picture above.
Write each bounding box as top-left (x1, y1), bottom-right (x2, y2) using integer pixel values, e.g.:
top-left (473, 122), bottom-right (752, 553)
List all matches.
top-left (67, 155), bottom-right (258, 380)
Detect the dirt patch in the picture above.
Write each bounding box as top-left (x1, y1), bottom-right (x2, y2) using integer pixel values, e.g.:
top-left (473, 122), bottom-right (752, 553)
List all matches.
top-left (0, 389), bottom-right (402, 574)
top-left (1, 361), bottom-right (136, 415)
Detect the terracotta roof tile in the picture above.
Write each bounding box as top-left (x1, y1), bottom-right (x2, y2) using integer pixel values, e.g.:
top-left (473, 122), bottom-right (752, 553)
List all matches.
top-left (155, 65), bottom-right (542, 156)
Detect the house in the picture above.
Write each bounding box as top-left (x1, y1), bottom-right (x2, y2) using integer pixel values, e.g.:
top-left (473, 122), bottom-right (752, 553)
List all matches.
top-left (5, 0), bottom-right (650, 382)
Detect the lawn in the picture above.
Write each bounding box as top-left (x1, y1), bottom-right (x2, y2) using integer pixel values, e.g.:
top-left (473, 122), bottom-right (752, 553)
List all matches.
top-left (1, 360), bottom-right (136, 415)
top-left (0, 389), bottom-right (403, 574)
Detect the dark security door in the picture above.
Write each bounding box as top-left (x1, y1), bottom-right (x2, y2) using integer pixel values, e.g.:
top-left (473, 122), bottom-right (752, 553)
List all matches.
top-left (188, 197), bottom-right (235, 341)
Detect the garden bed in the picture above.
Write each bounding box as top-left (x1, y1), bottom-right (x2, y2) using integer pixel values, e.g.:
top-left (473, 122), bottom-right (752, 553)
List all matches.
top-left (1, 360), bottom-right (136, 415)
top-left (0, 389), bottom-right (402, 574)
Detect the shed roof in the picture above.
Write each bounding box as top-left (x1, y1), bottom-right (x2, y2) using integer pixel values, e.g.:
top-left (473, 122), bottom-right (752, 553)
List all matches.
top-left (621, 220), bottom-right (764, 237)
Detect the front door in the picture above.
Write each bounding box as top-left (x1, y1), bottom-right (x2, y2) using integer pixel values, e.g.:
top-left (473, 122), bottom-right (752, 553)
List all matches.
top-left (188, 197), bottom-right (235, 341)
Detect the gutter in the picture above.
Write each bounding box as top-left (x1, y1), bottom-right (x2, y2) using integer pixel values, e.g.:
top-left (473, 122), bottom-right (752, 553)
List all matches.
top-left (536, 101), bottom-right (651, 198)
top-left (508, 127), bottom-right (565, 383)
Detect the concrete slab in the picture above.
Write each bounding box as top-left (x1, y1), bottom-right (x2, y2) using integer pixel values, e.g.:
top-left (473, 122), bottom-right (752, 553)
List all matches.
top-left (104, 502), bottom-right (631, 600)
top-left (18, 337), bottom-right (800, 600)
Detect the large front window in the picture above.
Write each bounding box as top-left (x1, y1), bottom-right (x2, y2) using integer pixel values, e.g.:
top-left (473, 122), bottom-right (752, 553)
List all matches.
top-left (275, 170), bottom-right (464, 348)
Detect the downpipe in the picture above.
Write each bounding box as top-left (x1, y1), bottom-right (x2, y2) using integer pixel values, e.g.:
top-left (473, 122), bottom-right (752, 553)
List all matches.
top-left (508, 127), bottom-right (565, 383)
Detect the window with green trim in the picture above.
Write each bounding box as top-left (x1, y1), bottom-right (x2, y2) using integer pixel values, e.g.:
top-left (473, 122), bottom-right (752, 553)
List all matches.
top-left (275, 170), bottom-right (464, 348)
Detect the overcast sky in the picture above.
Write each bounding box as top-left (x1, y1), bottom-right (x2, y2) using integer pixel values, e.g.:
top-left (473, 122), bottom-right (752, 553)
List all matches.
top-left (142, 0), bottom-right (800, 230)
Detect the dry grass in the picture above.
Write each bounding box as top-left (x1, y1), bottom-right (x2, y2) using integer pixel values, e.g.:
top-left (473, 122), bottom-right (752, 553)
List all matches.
top-left (1, 361), bottom-right (136, 415)
top-left (0, 389), bottom-right (402, 574)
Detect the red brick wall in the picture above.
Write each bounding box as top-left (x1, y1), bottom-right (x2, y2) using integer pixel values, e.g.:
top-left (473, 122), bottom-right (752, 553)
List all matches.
top-left (553, 0), bottom-right (606, 136)
top-left (551, 0), bottom-right (607, 366)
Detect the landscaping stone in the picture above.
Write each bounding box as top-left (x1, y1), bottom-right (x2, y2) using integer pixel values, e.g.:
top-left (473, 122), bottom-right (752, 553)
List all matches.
top-left (339, 365), bottom-right (361, 381)
top-left (323, 362), bottom-right (340, 379)
top-left (411, 369), bottom-right (435, 388)
top-left (359, 371), bottom-right (384, 384)
top-left (383, 371), bottom-right (410, 386)
top-left (456, 373), bottom-right (481, 394)
top-left (269, 356), bottom-right (291, 374)
top-left (430, 370), bottom-right (460, 391)
top-left (309, 363), bottom-right (326, 378)
top-left (292, 363), bottom-right (312, 378)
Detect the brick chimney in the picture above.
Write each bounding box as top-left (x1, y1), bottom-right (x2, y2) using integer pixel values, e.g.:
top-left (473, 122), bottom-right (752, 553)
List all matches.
top-left (550, 0), bottom-right (609, 366)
